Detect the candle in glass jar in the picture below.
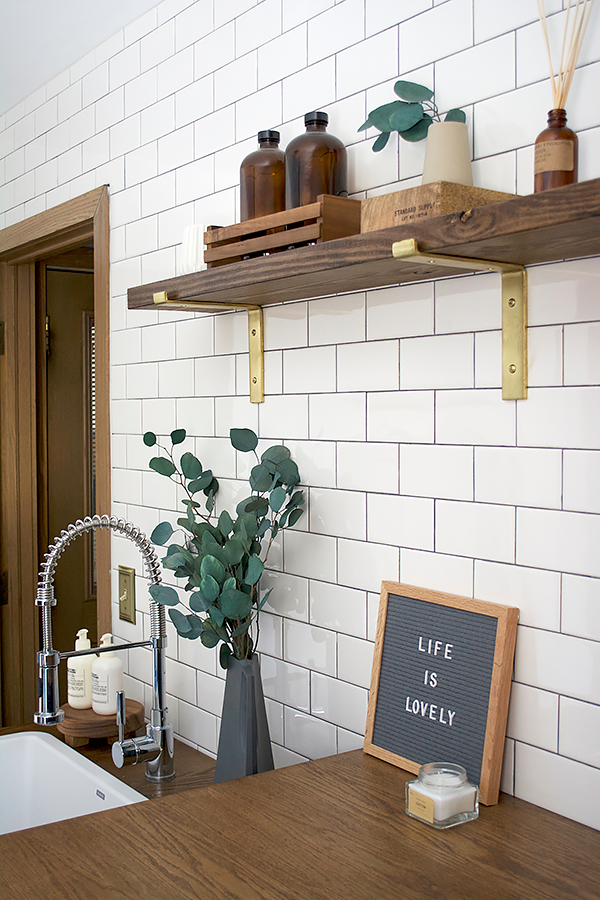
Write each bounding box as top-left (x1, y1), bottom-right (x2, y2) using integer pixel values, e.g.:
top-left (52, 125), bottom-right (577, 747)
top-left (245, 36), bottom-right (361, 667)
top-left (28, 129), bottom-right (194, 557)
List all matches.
top-left (405, 762), bottom-right (478, 829)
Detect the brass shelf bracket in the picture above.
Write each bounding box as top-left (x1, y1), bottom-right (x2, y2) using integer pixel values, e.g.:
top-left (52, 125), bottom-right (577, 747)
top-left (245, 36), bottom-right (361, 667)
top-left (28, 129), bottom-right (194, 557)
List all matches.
top-left (153, 291), bottom-right (264, 403)
top-left (392, 239), bottom-right (527, 400)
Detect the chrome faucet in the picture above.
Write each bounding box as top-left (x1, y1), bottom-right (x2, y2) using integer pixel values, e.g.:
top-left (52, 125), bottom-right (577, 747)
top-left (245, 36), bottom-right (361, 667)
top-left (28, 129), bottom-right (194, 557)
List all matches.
top-left (34, 514), bottom-right (175, 782)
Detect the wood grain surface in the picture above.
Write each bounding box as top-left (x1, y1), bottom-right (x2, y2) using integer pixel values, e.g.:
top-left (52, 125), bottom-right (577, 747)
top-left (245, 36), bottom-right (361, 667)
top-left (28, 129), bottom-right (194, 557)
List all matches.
top-left (127, 178), bottom-right (600, 312)
top-left (1, 749), bottom-right (598, 899)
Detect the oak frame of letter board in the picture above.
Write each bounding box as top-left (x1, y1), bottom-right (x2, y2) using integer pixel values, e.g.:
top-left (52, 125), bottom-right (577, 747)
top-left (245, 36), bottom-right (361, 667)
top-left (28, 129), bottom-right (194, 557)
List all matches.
top-left (364, 581), bottom-right (519, 806)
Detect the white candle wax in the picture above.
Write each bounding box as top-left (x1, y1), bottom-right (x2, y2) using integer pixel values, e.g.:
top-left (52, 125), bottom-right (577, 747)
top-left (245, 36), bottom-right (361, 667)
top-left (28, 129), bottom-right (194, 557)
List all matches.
top-left (408, 774), bottom-right (477, 821)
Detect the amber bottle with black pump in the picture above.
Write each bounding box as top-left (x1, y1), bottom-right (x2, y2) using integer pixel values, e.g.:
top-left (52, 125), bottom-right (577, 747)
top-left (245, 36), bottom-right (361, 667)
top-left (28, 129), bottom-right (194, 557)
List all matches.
top-left (285, 111), bottom-right (347, 209)
top-left (534, 109), bottom-right (578, 192)
top-left (240, 130), bottom-right (286, 221)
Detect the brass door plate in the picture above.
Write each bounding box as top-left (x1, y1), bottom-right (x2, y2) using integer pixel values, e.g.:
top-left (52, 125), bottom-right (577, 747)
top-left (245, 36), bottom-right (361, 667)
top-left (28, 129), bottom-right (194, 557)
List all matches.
top-left (118, 565), bottom-right (136, 624)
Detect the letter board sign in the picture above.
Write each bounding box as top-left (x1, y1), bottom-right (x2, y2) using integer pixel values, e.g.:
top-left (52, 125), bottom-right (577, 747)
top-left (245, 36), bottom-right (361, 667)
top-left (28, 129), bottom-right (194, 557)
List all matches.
top-left (364, 582), bottom-right (518, 805)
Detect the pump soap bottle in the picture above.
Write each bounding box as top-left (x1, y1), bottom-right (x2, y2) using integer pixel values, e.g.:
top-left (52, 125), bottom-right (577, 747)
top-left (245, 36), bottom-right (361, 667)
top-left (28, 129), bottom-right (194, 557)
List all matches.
top-left (285, 111), bottom-right (347, 209)
top-left (67, 628), bottom-right (95, 709)
top-left (91, 633), bottom-right (124, 716)
top-left (240, 130), bottom-right (286, 221)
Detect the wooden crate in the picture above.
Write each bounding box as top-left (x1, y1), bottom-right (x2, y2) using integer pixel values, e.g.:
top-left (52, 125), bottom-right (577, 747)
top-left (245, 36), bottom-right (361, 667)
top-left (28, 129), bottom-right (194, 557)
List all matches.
top-left (204, 195), bottom-right (362, 268)
top-left (361, 182), bottom-right (517, 232)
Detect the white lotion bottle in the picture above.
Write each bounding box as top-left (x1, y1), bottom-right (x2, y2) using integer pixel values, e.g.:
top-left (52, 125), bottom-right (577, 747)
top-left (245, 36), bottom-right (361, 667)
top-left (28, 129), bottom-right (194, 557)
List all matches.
top-left (91, 632), bottom-right (124, 715)
top-left (67, 628), bottom-right (95, 709)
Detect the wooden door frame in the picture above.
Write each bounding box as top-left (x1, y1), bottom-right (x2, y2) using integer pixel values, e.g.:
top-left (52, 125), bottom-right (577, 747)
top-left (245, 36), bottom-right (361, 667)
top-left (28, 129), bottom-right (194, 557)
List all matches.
top-left (0, 186), bottom-right (111, 725)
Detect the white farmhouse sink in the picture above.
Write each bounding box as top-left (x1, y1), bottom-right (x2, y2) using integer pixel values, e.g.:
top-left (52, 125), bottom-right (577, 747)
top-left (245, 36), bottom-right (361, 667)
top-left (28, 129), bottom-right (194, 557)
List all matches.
top-left (0, 730), bottom-right (146, 834)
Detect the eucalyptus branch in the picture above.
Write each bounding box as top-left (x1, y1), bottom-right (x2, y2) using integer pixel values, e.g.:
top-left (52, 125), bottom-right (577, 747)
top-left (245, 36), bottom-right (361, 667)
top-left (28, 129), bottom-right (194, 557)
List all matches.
top-left (145, 427), bottom-right (304, 668)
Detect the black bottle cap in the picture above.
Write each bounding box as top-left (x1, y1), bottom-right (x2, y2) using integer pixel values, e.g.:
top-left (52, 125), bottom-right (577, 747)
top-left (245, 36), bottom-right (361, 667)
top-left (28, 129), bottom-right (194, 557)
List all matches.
top-left (258, 130), bottom-right (280, 142)
top-left (305, 111), bottom-right (328, 126)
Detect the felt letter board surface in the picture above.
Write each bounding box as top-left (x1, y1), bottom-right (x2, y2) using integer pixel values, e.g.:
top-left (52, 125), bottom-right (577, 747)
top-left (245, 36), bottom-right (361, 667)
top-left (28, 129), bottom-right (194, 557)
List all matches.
top-left (364, 582), bottom-right (519, 805)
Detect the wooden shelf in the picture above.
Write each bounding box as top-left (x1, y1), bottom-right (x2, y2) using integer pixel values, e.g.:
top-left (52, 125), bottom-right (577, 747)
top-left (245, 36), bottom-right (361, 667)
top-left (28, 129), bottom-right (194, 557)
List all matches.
top-left (128, 178), bottom-right (600, 313)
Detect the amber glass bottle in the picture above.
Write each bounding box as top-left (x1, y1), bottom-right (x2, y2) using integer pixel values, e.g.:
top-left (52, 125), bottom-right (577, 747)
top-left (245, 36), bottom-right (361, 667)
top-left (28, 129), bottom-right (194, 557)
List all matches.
top-left (534, 109), bottom-right (578, 192)
top-left (285, 111), bottom-right (348, 209)
top-left (240, 130), bottom-right (285, 221)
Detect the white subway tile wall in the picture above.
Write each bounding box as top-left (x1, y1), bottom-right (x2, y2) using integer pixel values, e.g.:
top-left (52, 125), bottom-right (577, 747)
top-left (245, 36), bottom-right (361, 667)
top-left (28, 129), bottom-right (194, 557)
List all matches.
top-left (2, 0), bottom-right (600, 829)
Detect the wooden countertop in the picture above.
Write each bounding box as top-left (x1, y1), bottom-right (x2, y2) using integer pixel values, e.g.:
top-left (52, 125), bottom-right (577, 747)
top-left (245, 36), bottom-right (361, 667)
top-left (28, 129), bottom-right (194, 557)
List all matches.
top-left (1, 749), bottom-right (598, 899)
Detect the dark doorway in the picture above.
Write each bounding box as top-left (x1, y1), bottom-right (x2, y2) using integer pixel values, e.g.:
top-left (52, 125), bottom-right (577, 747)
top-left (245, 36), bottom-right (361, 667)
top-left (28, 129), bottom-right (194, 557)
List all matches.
top-left (38, 249), bottom-right (97, 697)
top-left (0, 186), bottom-right (111, 726)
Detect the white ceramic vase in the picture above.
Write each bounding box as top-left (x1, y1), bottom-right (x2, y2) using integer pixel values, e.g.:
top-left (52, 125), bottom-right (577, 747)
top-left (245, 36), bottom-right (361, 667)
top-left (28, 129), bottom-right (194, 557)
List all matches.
top-left (421, 121), bottom-right (473, 186)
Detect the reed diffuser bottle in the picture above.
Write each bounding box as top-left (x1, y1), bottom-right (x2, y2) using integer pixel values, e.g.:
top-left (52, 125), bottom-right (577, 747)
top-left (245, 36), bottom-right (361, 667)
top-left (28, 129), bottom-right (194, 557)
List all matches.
top-left (534, 0), bottom-right (594, 192)
top-left (534, 108), bottom-right (578, 191)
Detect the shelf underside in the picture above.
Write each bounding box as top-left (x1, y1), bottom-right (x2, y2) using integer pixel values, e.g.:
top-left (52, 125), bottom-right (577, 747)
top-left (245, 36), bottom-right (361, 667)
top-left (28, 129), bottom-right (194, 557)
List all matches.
top-left (128, 178), bottom-right (600, 313)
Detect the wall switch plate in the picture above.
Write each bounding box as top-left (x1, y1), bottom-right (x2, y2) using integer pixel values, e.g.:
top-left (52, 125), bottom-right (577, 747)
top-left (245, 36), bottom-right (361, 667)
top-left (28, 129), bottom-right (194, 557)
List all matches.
top-left (118, 565), bottom-right (136, 624)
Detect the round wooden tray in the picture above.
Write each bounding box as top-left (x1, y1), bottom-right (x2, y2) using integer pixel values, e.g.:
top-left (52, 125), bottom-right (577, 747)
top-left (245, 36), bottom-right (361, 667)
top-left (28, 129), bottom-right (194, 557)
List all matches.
top-left (57, 699), bottom-right (145, 747)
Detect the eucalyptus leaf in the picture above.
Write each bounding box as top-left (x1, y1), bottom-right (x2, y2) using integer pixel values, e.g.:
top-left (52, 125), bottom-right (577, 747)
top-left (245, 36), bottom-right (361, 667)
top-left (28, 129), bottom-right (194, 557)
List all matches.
top-left (201, 554), bottom-right (226, 585)
top-left (143, 432), bottom-right (157, 446)
top-left (169, 608), bottom-right (192, 633)
top-left (250, 463), bottom-right (273, 492)
top-left (186, 571), bottom-right (202, 589)
top-left (269, 485), bottom-right (287, 512)
top-left (200, 575), bottom-right (221, 606)
top-left (287, 508), bottom-right (304, 528)
top-left (188, 470), bottom-right (213, 492)
top-left (200, 530), bottom-right (222, 554)
top-left (219, 643), bottom-right (232, 669)
top-left (200, 623), bottom-right (220, 648)
top-left (373, 131), bottom-right (390, 152)
top-left (244, 554), bottom-right (264, 586)
top-left (366, 101), bottom-right (404, 133)
top-left (170, 428), bottom-right (186, 445)
top-left (223, 537), bottom-right (245, 566)
top-left (180, 452), bottom-right (203, 480)
top-left (230, 618), bottom-right (252, 638)
top-left (218, 510), bottom-right (234, 537)
top-left (444, 108), bottom-right (466, 123)
top-left (149, 457), bottom-right (176, 477)
top-left (400, 114), bottom-right (433, 142)
top-left (238, 512), bottom-right (258, 540)
top-left (287, 490), bottom-right (304, 510)
top-left (201, 573), bottom-right (222, 604)
top-left (200, 536), bottom-right (228, 569)
top-left (208, 604), bottom-right (225, 628)
top-left (192, 521), bottom-right (221, 543)
top-left (388, 102), bottom-right (423, 133)
top-left (162, 552), bottom-right (189, 571)
top-left (261, 445), bottom-right (290, 466)
top-left (257, 587), bottom-right (273, 612)
top-left (177, 545), bottom-right (196, 565)
top-left (149, 583), bottom-right (179, 606)
top-left (204, 476), bottom-right (219, 497)
top-left (245, 497), bottom-right (269, 517)
top-left (189, 589), bottom-right (213, 612)
top-left (275, 458), bottom-right (300, 486)
top-left (393, 80), bottom-right (434, 102)
top-left (257, 518), bottom-right (270, 537)
top-left (220, 588), bottom-right (253, 620)
top-left (230, 428), bottom-right (258, 452)
top-left (151, 521), bottom-right (174, 546)
top-left (183, 616), bottom-right (203, 640)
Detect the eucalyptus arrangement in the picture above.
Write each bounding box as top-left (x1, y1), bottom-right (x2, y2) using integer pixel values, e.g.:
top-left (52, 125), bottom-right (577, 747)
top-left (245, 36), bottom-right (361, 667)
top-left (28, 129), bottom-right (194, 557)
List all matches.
top-left (359, 80), bottom-right (466, 151)
top-left (144, 427), bottom-right (304, 669)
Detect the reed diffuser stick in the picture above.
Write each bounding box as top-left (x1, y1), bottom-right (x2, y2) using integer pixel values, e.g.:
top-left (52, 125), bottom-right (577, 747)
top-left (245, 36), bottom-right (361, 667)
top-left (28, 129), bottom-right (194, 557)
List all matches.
top-left (536, 0), bottom-right (596, 109)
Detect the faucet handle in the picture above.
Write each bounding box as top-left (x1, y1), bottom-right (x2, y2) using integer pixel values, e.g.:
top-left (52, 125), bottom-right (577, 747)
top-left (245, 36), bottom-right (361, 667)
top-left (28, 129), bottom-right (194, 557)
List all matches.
top-left (115, 690), bottom-right (126, 743)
